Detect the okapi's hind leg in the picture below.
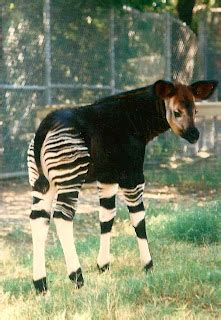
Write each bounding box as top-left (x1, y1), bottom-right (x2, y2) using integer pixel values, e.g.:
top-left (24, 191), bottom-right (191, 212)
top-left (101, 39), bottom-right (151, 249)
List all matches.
top-left (121, 183), bottom-right (153, 272)
top-left (30, 186), bottom-right (56, 294)
top-left (28, 139), bottom-right (56, 294)
top-left (53, 188), bottom-right (84, 289)
top-left (41, 131), bottom-right (90, 289)
top-left (97, 182), bottom-right (118, 272)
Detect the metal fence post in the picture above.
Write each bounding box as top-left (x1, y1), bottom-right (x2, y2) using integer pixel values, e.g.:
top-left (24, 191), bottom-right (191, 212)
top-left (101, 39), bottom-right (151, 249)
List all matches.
top-left (43, 0), bottom-right (52, 105)
top-left (0, 4), bottom-right (4, 84)
top-left (164, 13), bottom-right (172, 81)
top-left (198, 11), bottom-right (208, 80)
top-left (0, 4), bottom-right (4, 173)
top-left (109, 9), bottom-right (116, 94)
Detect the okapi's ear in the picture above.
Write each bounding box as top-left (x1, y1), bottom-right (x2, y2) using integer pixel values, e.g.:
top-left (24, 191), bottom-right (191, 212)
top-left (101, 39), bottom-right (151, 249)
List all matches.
top-left (190, 80), bottom-right (218, 100)
top-left (154, 80), bottom-right (176, 99)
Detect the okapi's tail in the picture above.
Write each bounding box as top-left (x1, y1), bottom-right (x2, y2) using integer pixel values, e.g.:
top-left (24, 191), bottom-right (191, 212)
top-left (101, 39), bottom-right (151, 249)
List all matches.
top-left (32, 116), bottom-right (53, 194)
top-left (33, 170), bottom-right (50, 194)
top-left (31, 109), bottom-right (70, 193)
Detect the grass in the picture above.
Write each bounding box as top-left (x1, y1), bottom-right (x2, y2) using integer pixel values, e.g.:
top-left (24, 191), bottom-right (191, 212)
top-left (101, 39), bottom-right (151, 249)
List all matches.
top-left (163, 202), bottom-right (221, 244)
top-left (1, 198), bottom-right (221, 319)
top-left (145, 156), bottom-right (221, 191)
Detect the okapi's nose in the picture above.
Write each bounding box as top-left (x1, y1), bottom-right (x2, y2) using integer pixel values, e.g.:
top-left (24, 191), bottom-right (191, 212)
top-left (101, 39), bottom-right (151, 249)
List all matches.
top-left (185, 127), bottom-right (200, 144)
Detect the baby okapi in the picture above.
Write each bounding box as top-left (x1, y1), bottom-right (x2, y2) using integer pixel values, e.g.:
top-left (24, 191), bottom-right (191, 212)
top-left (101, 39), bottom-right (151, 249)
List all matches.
top-left (28, 79), bottom-right (218, 293)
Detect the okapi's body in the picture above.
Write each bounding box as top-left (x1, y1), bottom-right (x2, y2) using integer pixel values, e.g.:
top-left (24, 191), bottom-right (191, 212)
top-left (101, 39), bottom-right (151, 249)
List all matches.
top-left (28, 79), bottom-right (218, 294)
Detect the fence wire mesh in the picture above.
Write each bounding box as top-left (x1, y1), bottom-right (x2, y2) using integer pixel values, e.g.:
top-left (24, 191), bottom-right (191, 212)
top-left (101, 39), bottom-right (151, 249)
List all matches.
top-left (171, 17), bottom-right (199, 84)
top-left (0, 1), bottom-right (213, 177)
top-left (206, 10), bottom-right (221, 97)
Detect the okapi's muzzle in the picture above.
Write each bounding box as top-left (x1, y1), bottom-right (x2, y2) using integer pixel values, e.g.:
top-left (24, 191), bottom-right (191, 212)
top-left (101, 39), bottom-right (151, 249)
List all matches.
top-left (182, 127), bottom-right (200, 144)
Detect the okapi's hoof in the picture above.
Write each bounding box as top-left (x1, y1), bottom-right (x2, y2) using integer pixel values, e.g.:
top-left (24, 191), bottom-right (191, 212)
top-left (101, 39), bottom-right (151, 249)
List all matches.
top-left (69, 268), bottom-right (84, 289)
top-left (33, 277), bottom-right (47, 295)
top-left (97, 263), bottom-right (110, 273)
top-left (144, 260), bottom-right (153, 272)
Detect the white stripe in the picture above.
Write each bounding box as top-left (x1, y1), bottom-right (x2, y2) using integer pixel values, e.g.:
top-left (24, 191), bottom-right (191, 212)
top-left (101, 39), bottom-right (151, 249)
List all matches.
top-left (28, 159), bottom-right (36, 166)
top-left (99, 207), bottom-right (116, 222)
top-left (48, 133), bottom-right (77, 140)
top-left (97, 233), bottom-right (111, 267)
top-left (57, 184), bottom-right (81, 192)
top-left (122, 183), bottom-right (145, 195)
top-left (30, 218), bottom-right (49, 281)
top-left (50, 164), bottom-right (89, 182)
top-left (97, 182), bottom-right (118, 198)
top-left (46, 151), bottom-right (89, 168)
top-left (57, 187), bottom-right (79, 194)
top-left (44, 147), bottom-right (82, 162)
top-left (44, 139), bottom-right (85, 151)
top-left (48, 127), bottom-right (76, 136)
top-left (54, 205), bottom-right (73, 219)
top-left (56, 200), bottom-right (77, 209)
top-left (54, 219), bottom-right (81, 274)
top-left (123, 195), bottom-right (143, 207)
top-left (137, 238), bottom-right (152, 266)
top-left (31, 191), bottom-right (44, 199)
top-left (44, 135), bottom-right (84, 145)
top-left (130, 211), bottom-right (145, 227)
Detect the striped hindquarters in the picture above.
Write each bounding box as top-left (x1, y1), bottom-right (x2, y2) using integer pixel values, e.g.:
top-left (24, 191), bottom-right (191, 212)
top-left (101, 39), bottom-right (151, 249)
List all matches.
top-left (27, 138), bottom-right (39, 187)
top-left (28, 127), bottom-right (90, 220)
top-left (41, 127), bottom-right (90, 188)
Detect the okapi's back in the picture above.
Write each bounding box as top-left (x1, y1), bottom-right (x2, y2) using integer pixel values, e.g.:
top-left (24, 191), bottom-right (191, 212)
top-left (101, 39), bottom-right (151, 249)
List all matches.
top-left (30, 83), bottom-right (168, 190)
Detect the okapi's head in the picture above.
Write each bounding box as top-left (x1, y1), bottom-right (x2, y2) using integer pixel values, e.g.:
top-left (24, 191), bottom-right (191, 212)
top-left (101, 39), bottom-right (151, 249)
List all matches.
top-left (154, 80), bottom-right (218, 143)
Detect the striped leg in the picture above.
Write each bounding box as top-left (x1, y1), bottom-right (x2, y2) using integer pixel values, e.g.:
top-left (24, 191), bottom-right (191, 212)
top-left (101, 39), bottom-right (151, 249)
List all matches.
top-left (121, 183), bottom-right (153, 271)
top-left (30, 186), bottom-right (56, 294)
top-left (97, 182), bottom-right (118, 272)
top-left (53, 189), bottom-right (84, 289)
top-left (42, 129), bottom-right (90, 288)
top-left (28, 139), bottom-right (56, 293)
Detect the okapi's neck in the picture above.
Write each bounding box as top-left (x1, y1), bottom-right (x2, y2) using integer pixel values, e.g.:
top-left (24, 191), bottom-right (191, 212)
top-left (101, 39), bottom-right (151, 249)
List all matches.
top-left (124, 89), bottom-right (170, 143)
top-left (92, 85), bottom-right (170, 143)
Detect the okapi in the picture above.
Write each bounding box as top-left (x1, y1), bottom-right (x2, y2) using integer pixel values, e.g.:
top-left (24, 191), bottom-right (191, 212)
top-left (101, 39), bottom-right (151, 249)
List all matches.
top-left (27, 79), bottom-right (218, 294)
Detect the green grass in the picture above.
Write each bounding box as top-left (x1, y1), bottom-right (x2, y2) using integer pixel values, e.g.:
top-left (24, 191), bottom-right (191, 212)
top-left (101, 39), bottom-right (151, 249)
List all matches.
top-left (145, 156), bottom-right (221, 191)
top-left (1, 199), bottom-right (221, 319)
top-left (163, 202), bottom-right (221, 244)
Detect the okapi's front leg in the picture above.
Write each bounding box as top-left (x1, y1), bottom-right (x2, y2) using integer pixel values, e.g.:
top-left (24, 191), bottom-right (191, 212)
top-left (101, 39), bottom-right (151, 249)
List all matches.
top-left (121, 182), bottom-right (153, 271)
top-left (97, 182), bottom-right (118, 272)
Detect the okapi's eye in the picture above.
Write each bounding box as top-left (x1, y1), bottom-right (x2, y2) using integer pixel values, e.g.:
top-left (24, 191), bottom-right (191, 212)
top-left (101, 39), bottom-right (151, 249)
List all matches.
top-left (174, 111), bottom-right (181, 118)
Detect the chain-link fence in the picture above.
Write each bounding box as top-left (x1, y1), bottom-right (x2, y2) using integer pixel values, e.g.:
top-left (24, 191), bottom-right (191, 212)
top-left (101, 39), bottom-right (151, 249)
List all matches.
top-left (199, 9), bottom-right (221, 99)
top-left (0, 0), bottom-right (211, 177)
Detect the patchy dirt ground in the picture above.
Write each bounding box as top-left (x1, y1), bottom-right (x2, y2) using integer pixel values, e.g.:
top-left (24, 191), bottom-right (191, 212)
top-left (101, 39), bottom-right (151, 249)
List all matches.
top-left (0, 177), bottom-right (219, 239)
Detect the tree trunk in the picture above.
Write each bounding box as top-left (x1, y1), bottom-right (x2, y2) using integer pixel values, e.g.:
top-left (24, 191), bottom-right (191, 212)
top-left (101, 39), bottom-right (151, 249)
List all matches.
top-left (176, 0), bottom-right (196, 27)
